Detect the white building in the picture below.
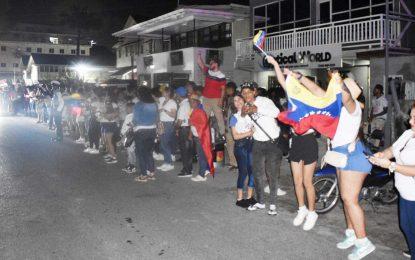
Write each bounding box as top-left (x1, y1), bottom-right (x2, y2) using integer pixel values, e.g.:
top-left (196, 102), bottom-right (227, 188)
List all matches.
top-left (235, 0), bottom-right (415, 104)
top-left (25, 53), bottom-right (115, 85)
top-left (0, 23), bottom-right (91, 82)
top-left (112, 4), bottom-right (252, 88)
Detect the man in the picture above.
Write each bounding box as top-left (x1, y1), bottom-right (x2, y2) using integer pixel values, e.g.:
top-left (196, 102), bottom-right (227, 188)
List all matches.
top-left (370, 84), bottom-right (388, 132)
top-left (51, 84), bottom-right (64, 142)
top-left (175, 87), bottom-right (193, 178)
top-left (197, 52), bottom-right (226, 138)
top-left (189, 94), bottom-right (214, 182)
top-left (224, 82), bottom-right (238, 170)
top-left (241, 83), bottom-right (283, 215)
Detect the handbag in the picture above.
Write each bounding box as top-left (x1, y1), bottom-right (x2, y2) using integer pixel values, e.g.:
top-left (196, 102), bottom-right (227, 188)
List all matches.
top-left (321, 138), bottom-right (348, 168)
top-left (321, 150), bottom-right (348, 168)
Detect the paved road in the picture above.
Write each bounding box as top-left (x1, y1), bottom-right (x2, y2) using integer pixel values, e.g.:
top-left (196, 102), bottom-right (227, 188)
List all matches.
top-left (0, 117), bottom-right (406, 260)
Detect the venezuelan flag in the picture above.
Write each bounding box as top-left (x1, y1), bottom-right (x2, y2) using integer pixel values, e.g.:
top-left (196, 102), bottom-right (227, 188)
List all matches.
top-left (278, 75), bottom-right (343, 139)
top-left (253, 30), bottom-right (266, 51)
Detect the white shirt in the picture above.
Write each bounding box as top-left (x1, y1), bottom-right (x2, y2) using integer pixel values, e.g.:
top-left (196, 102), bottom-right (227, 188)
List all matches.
top-left (372, 95), bottom-right (388, 120)
top-left (121, 113), bottom-right (133, 136)
top-left (247, 96), bottom-right (280, 142)
top-left (229, 111), bottom-right (253, 134)
top-left (100, 102), bottom-right (118, 123)
top-left (392, 129), bottom-right (415, 201)
top-left (331, 100), bottom-right (362, 148)
top-left (177, 98), bottom-right (191, 127)
top-left (159, 99), bottom-right (177, 122)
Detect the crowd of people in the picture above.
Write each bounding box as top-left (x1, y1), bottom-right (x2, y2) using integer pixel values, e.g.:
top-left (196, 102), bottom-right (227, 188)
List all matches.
top-left (4, 52), bottom-right (415, 260)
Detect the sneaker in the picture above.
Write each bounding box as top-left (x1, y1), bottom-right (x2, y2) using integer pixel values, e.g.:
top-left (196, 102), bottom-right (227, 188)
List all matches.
top-left (147, 172), bottom-right (156, 180)
top-left (103, 154), bottom-right (112, 159)
top-left (293, 206), bottom-right (309, 226)
top-left (204, 170), bottom-right (210, 177)
top-left (130, 166), bottom-right (137, 173)
top-left (122, 165), bottom-right (132, 173)
top-left (160, 164), bottom-right (174, 172)
top-left (171, 154), bottom-right (176, 162)
top-left (153, 152), bottom-right (164, 161)
top-left (135, 176), bottom-right (147, 182)
top-left (88, 149), bottom-right (99, 155)
top-left (75, 138), bottom-right (85, 144)
top-left (191, 175), bottom-right (207, 182)
top-left (247, 203), bottom-right (266, 211)
top-left (236, 199), bottom-right (249, 208)
top-left (337, 229), bottom-right (357, 250)
top-left (403, 250), bottom-right (411, 258)
top-left (105, 157), bottom-right (118, 164)
top-left (348, 238), bottom-right (376, 260)
top-left (83, 148), bottom-right (92, 153)
top-left (303, 211), bottom-right (318, 231)
top-left (277, 188), bottom-right (287, 196)
top-left (268, 204), bottom-right (278, 215)
top-left (178, 172), bottom-right (192, 178)
top-left (157, 164), bottom-right (168, 170)
top-left (264, 185), bottom-right (270, 194)
top-left (246, 197), bottom-right (257, 206)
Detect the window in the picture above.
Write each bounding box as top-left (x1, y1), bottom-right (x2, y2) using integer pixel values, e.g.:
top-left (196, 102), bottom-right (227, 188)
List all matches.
top-left (267, 3), bottom-right (279, 27)
top-left (351, 0), bottom-right (369, 9)
top-left (49, 48), bottom-right (54, 54)
top-left (253, 1), bottom-right (311, 35)
top-left (37, 48), bottom-right (42, 53)
top-left (332, 0), bottom-right (349, 13)
top-left (254, 6), bottom-right (266, 29)
top-left (81, 50), bottom-right (86, 55)
top-left (1, 63), bottom-right (6, 67)
top-left (13, 63), bottom-right (18, 68)
top-left (118, 49), bottom-right (121, 58)
top-left (40, 66), bottom-right (45, 72)
top-left (71, 49), bottom-right (76, 54)
top-left (60, 49), bottom-right (64, 54)
top-left (26, 47), bottom-right (32, 52)
top-left (1, 46), bottom-right (6, 51)
top-left (280, 0), bottom-right (294, 24)
top-left (54, 66), bottom-right (58, 72)
top-left (295, 0), bottom-right (310, 20)
top-left (125, 46), bottom-right (128, 57)
top-left (351, 8), bottom-right (370, 18)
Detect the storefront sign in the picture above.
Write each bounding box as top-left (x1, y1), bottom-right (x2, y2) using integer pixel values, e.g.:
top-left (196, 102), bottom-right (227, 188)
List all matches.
top-left (266, 44), bottom-right (342, 69)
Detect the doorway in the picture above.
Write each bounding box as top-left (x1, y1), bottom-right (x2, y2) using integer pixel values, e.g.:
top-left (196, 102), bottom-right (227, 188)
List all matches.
top-left (317, 0), bottom-right (331, 24)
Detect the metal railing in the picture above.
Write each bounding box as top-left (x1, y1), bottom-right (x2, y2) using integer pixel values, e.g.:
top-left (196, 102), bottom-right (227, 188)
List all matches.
top-left (236, 14), bottom-right (401, 60)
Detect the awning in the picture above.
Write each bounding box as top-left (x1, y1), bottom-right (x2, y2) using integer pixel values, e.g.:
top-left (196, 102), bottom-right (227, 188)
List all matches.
top-left (113, 7), bottom-right (249, 38)
top-left (110, 67), bottom-right (134, 77)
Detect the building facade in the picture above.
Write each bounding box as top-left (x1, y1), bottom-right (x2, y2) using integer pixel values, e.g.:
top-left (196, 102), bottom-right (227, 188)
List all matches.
top-left (235, 0), bottom-right (415, 108)
top-left (113, 4), bottom-right (252, 88)
top-left (0, 23), bottom-right (91, 82)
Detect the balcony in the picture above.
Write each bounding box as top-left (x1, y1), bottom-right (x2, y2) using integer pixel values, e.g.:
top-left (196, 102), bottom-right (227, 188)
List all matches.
top-left (236, 15), bottom-right (401, 63)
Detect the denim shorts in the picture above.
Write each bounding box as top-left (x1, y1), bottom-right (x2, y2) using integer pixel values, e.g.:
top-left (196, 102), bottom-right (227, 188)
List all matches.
top-left (332, 140), bottom-right (372, 174)
top-left (101, 122), bottom-right (117, 134)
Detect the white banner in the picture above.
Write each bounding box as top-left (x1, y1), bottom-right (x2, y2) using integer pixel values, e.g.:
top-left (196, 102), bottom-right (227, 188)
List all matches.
top-left (267, 44), bottom-right (342, 69)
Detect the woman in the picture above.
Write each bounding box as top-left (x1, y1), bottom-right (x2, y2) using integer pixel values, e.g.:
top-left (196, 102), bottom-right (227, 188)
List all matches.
top-left (267, 55), bottom-right (375, 259)
top-left (101, 92), bottom-right (119, 164)
top-left (157, 87), bottom-right (177, 172)
top-left (229, 94), bottom-right (256, 208)
top-left (369, 103), bottom-right (415, 259)
top-left (133, 87), bottom-right (158, 182)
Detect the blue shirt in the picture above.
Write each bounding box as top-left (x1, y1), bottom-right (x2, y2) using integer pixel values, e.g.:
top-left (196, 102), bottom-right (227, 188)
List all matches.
top-left (133, 102), bottom-right (158, 127)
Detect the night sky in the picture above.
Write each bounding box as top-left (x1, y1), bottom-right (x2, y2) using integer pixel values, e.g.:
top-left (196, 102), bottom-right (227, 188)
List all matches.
top-left (0, 0), bottom-right (249, 47)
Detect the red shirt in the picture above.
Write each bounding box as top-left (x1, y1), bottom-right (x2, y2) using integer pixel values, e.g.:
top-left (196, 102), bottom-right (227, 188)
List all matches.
top-left (201, 67), bottom-right (226, 99)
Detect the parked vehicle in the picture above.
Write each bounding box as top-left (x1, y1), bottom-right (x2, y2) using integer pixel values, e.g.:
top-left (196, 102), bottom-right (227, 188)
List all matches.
top-left (313, 165), bottom-right (398, 214)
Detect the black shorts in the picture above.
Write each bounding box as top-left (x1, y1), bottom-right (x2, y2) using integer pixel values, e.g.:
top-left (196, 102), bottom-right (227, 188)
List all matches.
top-left (289, 133), bottom-right (318, 165)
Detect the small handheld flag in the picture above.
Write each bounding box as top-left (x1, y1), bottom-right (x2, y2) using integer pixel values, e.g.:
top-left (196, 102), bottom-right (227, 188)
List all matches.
top-left (252, 30), bottom-right (268, 56)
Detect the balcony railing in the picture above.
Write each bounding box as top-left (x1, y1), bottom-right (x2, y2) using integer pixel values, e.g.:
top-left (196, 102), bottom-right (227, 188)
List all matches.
top-left (236, 15), bottom-right (401, 61)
